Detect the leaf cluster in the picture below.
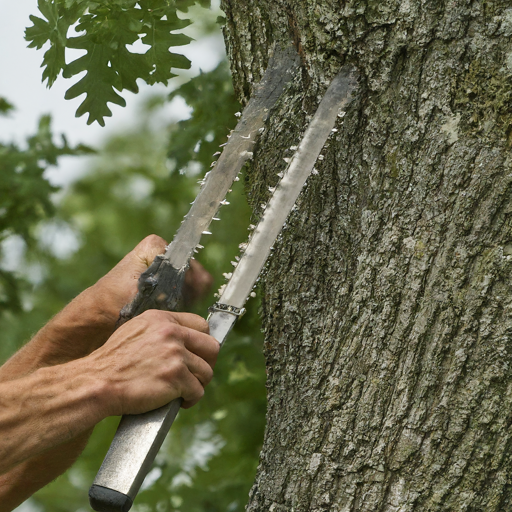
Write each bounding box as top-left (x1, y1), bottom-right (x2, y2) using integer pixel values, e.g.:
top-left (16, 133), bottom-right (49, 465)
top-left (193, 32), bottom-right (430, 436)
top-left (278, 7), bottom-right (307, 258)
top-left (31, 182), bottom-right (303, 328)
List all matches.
top-left (0, 104), bottom-right (92, 312)
top-left (26, 0), bottom-right (211, 126)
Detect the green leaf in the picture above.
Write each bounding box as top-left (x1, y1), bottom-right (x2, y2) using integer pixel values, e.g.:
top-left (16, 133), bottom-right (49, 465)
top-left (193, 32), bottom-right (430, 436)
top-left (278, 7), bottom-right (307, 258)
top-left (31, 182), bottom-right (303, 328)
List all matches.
top-left (37, 0), bottom-right (58, 24)
top-left (26, 0), bottom-right (207, 125)
top-left (113, 47), bottom-right (152, 93)
top-left (62, 4), bottom-right (148, 123)
top-left (40, 39), bottom-right (66, 87)
top-left (141, 7), bottom-right (192, 85)
top-left (64, 41), bottom-right (126, 126)
top-left (24, 0), bottom-right (78, 87)
top-left (0, 98), bottom-right (14, 116)
top-left (25, 14), bottom-right (53, 49)
top-left (0, 270), bottom-right (24, 313)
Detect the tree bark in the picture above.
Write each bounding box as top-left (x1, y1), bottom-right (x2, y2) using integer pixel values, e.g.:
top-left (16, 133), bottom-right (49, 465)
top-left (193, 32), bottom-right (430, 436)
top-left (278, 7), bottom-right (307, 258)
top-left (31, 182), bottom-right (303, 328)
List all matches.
top-left (221, 0), bottom-right (512, 510)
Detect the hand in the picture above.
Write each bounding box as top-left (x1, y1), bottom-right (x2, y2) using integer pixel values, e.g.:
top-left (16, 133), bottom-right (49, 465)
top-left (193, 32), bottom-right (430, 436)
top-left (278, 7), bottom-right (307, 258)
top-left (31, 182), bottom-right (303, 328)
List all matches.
top-left (91, 235), bottom-right (213, 326)
top-left (88, 309), bottom-right (220, 415)
top-left (91, 234), bottom-right (168, 326)
top-left (0, 310), bottom-right (218, 476)
top-left (7, 235), bottom-right (213, 370)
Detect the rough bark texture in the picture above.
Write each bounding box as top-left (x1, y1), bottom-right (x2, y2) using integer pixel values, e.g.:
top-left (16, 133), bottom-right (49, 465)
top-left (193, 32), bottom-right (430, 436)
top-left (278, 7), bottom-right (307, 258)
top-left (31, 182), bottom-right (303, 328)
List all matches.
top-left (220, 1), bottom-right (512, 510)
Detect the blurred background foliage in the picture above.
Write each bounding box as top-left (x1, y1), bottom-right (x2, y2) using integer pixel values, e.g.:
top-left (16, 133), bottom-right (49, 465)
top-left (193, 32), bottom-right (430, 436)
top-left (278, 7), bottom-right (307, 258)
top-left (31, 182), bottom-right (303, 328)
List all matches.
top-left (0, 2), bottom-right (266, 511)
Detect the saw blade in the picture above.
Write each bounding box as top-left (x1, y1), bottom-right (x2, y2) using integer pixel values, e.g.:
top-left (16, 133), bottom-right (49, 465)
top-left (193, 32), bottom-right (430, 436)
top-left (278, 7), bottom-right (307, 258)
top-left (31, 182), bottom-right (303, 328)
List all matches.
top-left (209, 65), bottom-right (358, 344)
top-left (165, 47), bottom-right (300, 269)
top-left (116, 47), bottom-right (300, 323)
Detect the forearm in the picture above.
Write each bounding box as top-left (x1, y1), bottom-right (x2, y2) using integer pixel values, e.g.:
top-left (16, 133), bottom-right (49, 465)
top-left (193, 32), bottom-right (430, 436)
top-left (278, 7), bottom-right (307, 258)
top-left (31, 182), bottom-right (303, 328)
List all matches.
top-left (0, 286), bottom-right (118, 510)
top-left (0, 235), bottom-right (177, 509)
top-left (0, 284), bottom-right (116, 381)
top-left (0, 360), bottom-right (107, 475)
top-left (0, 431), bottom-right (91, 512)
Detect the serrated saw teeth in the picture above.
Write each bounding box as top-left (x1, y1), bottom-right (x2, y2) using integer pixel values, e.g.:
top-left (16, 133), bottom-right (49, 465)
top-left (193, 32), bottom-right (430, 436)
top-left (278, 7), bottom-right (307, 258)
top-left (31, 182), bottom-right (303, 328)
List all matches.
top-left (215, 66), bottom-right (358, 313)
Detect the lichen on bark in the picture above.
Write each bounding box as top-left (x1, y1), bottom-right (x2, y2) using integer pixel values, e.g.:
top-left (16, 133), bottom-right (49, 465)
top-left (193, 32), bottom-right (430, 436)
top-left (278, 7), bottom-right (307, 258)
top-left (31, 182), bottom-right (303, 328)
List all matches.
top-left (221, 0), bottom-right (512, 510)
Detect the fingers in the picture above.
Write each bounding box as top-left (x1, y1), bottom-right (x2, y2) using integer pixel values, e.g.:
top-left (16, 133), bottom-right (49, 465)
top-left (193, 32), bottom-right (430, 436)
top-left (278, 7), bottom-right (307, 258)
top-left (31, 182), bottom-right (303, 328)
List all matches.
top-left (181, 326), bottom-right (219, 369)
top-left (156, 336), bottom-right (214, 410)
top-left (132, 234), bottom-right (167, 268)
top-left (141, 310), bottom-right (219, 406)
top-left (169, 311), bottom-right (210, 334)
top-left (142, 310), bottom-right (218, 369)
top-left (95, 308), bottom-right (219, 416)
top-left (183, 348), bottom-right (215, 387)
top-left (90, 235), bottom-right (168, 323)
top-left (110, 235), bottom-right (167, 276)
top-left (180, 371), bottom-right (206, 409)
top-left (165, 312), bottom-right (218, 368)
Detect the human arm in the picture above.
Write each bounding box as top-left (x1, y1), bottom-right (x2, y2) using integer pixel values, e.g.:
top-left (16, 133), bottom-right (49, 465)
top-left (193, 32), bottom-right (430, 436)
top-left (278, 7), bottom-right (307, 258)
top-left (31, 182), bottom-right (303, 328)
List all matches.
top-left (0, 235), bottom-right (170, 377)
top-left (0, 235), bottom-right (168, 511)
top-left (0, 235), bottom-right (213, 376)
top-left (0, 235), bottom-right (214, 510)
top-left (0, 310), bottom-right (218, 510)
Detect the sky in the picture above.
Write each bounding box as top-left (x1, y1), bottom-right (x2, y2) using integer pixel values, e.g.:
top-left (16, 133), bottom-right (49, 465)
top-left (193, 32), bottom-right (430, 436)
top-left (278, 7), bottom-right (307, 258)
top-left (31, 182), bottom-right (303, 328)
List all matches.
top-left (0, 0), bottom-right (226, 185)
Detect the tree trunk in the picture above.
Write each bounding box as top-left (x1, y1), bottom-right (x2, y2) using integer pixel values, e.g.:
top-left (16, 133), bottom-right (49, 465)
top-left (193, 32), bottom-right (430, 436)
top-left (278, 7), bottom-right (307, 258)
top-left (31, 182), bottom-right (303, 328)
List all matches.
top-left (220, 0), bottom-right (512, 510)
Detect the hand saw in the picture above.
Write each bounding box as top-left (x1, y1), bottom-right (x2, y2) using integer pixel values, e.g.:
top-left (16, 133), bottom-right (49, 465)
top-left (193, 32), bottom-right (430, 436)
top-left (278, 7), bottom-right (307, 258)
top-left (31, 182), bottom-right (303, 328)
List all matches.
top-left (89, 51), bottom-right (358, 512)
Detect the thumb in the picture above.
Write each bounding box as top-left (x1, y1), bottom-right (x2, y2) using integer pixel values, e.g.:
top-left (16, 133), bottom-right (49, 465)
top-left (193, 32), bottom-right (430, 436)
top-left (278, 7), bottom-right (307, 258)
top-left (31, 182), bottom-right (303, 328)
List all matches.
top-left (130, 234), bottom-right (168, 270)
top-left (96, 235), bottom-right (168, 310)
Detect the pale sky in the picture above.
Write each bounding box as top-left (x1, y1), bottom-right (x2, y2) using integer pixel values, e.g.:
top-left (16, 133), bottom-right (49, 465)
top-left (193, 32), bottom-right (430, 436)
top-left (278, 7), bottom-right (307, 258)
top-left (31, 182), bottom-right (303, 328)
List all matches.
top-left (0, 0), bottom-right (226, 185)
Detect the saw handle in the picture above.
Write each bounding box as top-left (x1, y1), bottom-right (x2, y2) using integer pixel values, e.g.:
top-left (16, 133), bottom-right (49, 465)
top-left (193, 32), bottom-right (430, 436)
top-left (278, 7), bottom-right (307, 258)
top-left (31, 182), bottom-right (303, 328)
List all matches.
top-left (89, 398), bottom-right (183, 512)
top-left (88, 311), bottom-right (237, 512)
top-left (88, 258), bottom-right (186, 512)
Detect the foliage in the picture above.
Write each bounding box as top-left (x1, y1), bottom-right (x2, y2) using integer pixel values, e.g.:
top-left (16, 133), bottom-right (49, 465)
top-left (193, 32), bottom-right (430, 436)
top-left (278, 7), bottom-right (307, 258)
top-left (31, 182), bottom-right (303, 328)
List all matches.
top-left (0, 102), bottom-right (91, 313)
top-left (0, 98), bottom-right (15, 115)
top-left (166, 61), bottom-right (238, 170)
top-left (26, 0), bottom-right (211, 126)
top-left (1, 63), bottom-right (266, 512)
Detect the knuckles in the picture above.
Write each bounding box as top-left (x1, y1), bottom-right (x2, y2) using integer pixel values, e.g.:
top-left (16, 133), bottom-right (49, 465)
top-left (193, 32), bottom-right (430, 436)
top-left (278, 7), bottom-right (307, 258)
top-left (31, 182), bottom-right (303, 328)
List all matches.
top-left (202, 365), bottom-right (214, 386)
top-left (158, 323), bottom-right (183, 342)
top-left (138, 309), bottom-right (170, 323)
top-left (164, 342), bottom-right (185, 361)
top-left (139, 234), bottom-right (167, 252)
top-left (165, 359), bottom-right (189, 383)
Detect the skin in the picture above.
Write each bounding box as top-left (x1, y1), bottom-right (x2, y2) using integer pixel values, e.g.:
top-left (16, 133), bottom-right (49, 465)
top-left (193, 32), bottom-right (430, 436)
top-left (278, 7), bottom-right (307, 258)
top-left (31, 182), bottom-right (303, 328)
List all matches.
top-left (0, 235), bottom-right (219, 511)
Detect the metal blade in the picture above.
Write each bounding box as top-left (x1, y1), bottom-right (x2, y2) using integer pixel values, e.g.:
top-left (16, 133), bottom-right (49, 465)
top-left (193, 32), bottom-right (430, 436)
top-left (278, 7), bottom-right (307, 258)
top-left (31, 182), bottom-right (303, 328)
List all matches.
top-left (89, 47), bottom-right (300, 512)
top-left (209, 65), bottom-right (359, 343)
top-left (166, 48), bottom-right (300, 268)
top-left (116, 47), bottom-right (300, 324)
